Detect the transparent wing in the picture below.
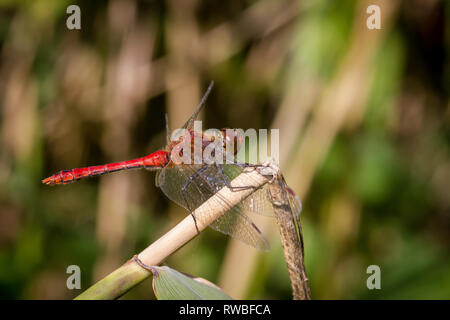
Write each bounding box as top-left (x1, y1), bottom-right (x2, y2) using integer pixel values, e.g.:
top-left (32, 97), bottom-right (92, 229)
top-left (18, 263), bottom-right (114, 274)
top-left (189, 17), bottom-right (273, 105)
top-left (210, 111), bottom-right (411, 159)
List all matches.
top-left (220, 165), bottom-right (301, 218)
top-left (157, 163), bottom-right (269, 250)
top-left (220, 164), bottom-right (275, 217)
top-left (281, 179), bottom-right (302, 218)
top-left (208, 205), bottom-right (268, 251)
top-left (181, 81), bottom-right (214, 130)
top-left (287, 190), bottom-right (302, 218)
top-left (239, 187), bottom-right (275, 217)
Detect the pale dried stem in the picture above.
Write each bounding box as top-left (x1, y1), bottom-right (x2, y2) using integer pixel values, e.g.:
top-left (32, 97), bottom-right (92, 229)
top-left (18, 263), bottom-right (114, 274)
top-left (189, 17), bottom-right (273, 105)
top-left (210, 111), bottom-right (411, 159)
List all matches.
top-left (75, 168), bottom-right (271, 300)
top-left (268, 180), bottom-right (310, 300)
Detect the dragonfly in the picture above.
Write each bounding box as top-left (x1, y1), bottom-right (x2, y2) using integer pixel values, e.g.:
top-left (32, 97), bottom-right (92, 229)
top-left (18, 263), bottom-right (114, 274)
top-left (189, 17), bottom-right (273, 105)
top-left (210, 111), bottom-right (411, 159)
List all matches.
top-left (42, 81), bottom-right (302, 250)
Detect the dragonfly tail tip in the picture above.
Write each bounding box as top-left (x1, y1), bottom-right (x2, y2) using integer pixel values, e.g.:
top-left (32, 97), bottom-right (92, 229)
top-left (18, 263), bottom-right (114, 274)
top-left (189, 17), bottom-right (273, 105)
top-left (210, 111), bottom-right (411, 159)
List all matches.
top-left (42, 176), bottom-right (54, 185)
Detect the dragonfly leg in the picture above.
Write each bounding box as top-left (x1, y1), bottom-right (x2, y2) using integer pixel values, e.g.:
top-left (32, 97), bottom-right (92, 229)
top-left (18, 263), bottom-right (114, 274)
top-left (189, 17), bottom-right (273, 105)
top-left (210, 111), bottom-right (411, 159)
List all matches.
top-left (217, 164), bottom-right (259, 192)
top-left (229, 161), bottom-right (261, 169)
top-left (232, 161), bottom-right (279, 183)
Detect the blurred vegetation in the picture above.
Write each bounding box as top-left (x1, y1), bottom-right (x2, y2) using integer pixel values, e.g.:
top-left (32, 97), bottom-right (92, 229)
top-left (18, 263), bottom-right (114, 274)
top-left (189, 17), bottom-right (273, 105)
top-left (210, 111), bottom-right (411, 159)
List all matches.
top-left (0, 0), bottom-right (448, 299)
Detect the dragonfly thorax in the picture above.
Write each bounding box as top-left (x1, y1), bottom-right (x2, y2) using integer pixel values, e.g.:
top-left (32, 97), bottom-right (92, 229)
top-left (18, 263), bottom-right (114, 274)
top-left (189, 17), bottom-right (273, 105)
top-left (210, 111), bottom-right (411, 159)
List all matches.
top-left (168, 129), bottom-right (243, 165)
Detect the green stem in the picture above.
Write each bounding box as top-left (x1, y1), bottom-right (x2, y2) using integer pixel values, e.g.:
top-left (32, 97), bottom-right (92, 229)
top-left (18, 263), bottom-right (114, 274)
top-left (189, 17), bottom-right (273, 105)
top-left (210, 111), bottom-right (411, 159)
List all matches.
top-left (75, 258), bottom-right (150, 300)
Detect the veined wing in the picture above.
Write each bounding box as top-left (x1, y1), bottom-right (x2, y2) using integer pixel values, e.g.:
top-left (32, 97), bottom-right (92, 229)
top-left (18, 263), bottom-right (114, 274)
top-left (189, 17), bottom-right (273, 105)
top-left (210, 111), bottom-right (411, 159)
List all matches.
top-left (220, 164), bottom-right (276, 217)
top-left (225, 165), bottom-right (302, 219)
top-left (181, 81), bottom-right (214, 131)
top-left (280, 178), bottom-right (302, 218)
top-left (156, 163), bottom-right (269, 250)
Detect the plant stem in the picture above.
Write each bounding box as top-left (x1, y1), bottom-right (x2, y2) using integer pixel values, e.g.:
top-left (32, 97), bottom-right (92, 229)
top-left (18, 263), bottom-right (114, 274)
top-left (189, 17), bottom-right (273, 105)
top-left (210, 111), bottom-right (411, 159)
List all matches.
top-left (268, 174), bottom-right (311, 300)
top-left (75, 167), bottom-right (272, 300)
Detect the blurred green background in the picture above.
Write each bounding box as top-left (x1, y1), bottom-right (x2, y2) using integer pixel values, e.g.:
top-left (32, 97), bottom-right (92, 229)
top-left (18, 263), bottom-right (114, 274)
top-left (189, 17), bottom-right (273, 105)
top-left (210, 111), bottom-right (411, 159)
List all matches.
top-left (0, 0), bottom-right (449, 299)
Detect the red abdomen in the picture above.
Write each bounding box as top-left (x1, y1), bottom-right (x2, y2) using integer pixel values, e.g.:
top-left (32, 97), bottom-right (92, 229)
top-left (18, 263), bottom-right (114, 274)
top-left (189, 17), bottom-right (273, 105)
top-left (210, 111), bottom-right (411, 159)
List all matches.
top-left (42, 150), bottom-right (169, 185)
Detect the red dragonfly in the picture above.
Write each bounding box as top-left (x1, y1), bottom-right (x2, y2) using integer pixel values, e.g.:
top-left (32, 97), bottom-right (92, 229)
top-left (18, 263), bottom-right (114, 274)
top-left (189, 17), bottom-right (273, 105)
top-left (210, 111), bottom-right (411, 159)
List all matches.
top-left (43, 81), bottom-right (301, 250)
